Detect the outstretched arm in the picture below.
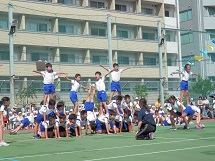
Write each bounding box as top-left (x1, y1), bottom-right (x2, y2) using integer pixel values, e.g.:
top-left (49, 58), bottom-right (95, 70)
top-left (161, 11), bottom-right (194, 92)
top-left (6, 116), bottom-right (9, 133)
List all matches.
top-left (64, 76), bottom-right (71, 81)
top-left (192, 73), bottom-right (198, 76)
top-left (81, 85), bottom-right (90, 90)
top-left (171, 72), bottom-right (182, 75)
top-left (121, 66), bottom-right (131, 73)
top-left (104, 69), bottom-right (115, 78)
top-left (56, 72), bottom-right (67, 75)
top-left (99, 64), bottom-right (109, 71)
top-left (32, 70), bottom-right (41, 74)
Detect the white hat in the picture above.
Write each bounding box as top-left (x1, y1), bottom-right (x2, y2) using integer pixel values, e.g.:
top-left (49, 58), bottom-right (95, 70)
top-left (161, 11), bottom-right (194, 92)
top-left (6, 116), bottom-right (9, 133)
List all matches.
top-left (190, 98), bottom-right (194, 101)
top-left (70, 109), bottom-right (73, 112)
top-left (135, 97), bottom-right (139, 99)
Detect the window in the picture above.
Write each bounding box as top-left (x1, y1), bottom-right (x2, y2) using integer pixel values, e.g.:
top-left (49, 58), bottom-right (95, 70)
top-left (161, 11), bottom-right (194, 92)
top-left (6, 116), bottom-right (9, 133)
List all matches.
top-left (118, 56), bottom-right (129, 65)
top-left (91, 28), bottom-right (106, 36)
top-left (117, 30), bottom-right (128, 38)
top-left (141, 8), bottom-right (153, 15)
top-left (142, 32), bottom-right (155, 40)
top-left (165, 10), bottom-right (170, 17)
top-left (59, 25), bottom-right (74, 34)
top-left (144, 57), bottom-right (156, 66)
top-left (180, 9), bottom-right (192, 22)
top-left (90, 1), bottom-right (105, 8)
top-left (167, 59), bottom-right (172, 66)
top-left (60, 54), bottom-right (75, 63)
top-left (208, 7), bottom-right (215, 16)
top-left (92, 56), bottom-right (107, 64)
top-left (166, 35), bottom-right (171, 41)
top-left (31, 52), bottom-right (48, 61)
top-left (58, 0), bottom-right (73, 5)
top-left (29, 22), bottom-right (47, 32)
top-left (0, 51), bottom-right (9, 60)
top-left (115, 4), bottom-right (127, 12)
top-left (0, 19), bottom-right (8, 29)
top-left (181, 33), bottom-right (194, 44)
top-left (208, 30), bottom-right (215, 39)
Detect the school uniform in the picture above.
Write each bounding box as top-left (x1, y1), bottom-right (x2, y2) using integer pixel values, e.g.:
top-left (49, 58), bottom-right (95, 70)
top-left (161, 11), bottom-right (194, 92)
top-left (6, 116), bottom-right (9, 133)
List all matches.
top-left (180, 71), bottom-right (192, 91)
top-left (55, 107), bottom-right (65, 115)
top-left (41, 70), bottom-right (57, 94)
top-left (109, 69), bottom-right (123, 92)
top-left (21, 113), bottom-right (34, 128)
top-left (70, 80), bottom-right (82, 102)
top-left (67, 121), bottom-right (78, 133)
top-left (0, 104), bottom-right (5, 123)
top-left (121, 101), bottom-right (133, 113)
top-left (40, 120), bottom-right (57, 132)
top-left (36, 105), bottom-right (55, 124)
top-left (95, 76), bottom-right (107, 102)
top-left (163, 115), bottom-right (172, 126)
top-left (135, 107), bottom-right (156, 140)
top-left (55, 119), bottom-right (67, 132)
top-left (96, 115), bottom-right (114, 131)
top-left (171, 100), bottom-right (195, 116)
top-left (76, 116), bottom-right (90, 129)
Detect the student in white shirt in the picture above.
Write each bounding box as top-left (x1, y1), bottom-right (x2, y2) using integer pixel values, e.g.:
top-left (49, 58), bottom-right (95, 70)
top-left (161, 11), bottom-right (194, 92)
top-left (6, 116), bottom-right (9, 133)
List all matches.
top-left (121, 95), bottom-right (134, 112)
top-left (67, 114), bottom-right (79, 137)
top-left (64, 74), bottom-right (88, 114)
top-left (33, 63), bottom-right (66, 105)
top-left (55, 114), bottom-right (67, 138)
top-left (10, 103), bottom-right (35, 134)
top-left (100, 63), bottom-right (131, 103)
top-left (95, 70), bottom-right (114, 115)
top-left (38, 116), bottom-right (57, 140)
top-left (0, 97), bottom-right (10, 146)
top-left (171, 64), bottom-right (197, 105)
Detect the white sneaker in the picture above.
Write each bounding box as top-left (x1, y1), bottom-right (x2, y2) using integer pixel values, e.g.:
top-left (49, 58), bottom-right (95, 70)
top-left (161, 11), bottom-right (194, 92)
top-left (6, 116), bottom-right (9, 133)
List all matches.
top-left (0, 141), bottom-right (9, 146)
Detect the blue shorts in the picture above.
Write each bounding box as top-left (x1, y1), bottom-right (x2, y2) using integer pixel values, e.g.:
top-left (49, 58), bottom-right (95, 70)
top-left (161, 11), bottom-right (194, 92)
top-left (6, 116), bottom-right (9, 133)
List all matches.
top-left (97, 90), bottom-right (107, 102)
top-left (96, 119), bottom-right (106, 131)
top-left (85, 102), bottom-right (94, 112)
top-left (40, 123), bottom-right (54, 132)
top-left (163, 120), bottom-right (171, 126)
top-left (44, 84), bottom-right (55, 94)
top-left (59, 126), bottom-right (66, 132)
top-left (46, 111), bottom-right (56, 119)
top-left (113, 121), bottom-right (127, 129)
top-left (111, 81), bottom-right (121, 92)
top-left (184, 106), bottom-right (195, 116)
top-left (21, 118), bottom-right (30, 128)
top-left (70, 91), bottom-right (78, 102)
top-left (180, 80), bottom-right (188, 91)
top-left (36, 113), bottom-right (44, 124)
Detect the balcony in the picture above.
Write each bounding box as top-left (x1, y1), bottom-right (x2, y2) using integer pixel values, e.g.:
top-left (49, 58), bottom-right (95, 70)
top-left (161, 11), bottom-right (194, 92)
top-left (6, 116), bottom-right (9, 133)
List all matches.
top-left (1, 0), bottom-right (163, 27)
top-left (0, 29), bottom-right (158, 52)
top-left (204, 16), bottom-right (215, 30)
top-left (165, 17), bottom-right (177, 29)
top-left (166, 41), bottom-right (178, 54)
top-left (164, 0), bottom-right (176, 5)
top-left (203, 0), bottom-right (215, 7)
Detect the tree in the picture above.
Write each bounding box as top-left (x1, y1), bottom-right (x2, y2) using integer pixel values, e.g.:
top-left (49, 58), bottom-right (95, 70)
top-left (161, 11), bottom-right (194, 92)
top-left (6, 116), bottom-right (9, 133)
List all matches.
top-left (16, 86), bottom-right (37, 106)
top-left (190, 76), bottom-right (215, 97)
top-left (133, 84), bottom-right (148, 99)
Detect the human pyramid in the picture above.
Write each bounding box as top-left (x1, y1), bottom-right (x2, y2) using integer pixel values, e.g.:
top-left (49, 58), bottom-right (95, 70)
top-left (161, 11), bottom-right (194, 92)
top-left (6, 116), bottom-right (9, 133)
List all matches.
top-left (0, 63), bottom-right (205, 146)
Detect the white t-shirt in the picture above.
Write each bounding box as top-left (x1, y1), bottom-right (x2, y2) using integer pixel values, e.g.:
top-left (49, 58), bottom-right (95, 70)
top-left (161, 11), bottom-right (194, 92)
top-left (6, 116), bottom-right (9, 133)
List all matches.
top-left (95, 76), bottom-right (105, 91)
top-left (203, 99), bottom-right (209, 106)
top-left (0, 105), bottom-right (5, 112)
top-left (41, 71), bottom-right (57, 84)
top-left (164, 103), bottom-right (172, 110)
top-left (55, 119), bottom-right (67, 128)
top-left (26, 113), bottom-right (35, 124)
top-left (87, 111), bottom-right (97, 122)
top-left (109, 69), bottom-right (123, 82)
top-left (76, 116), bottom-right (90, 127)
top-left (213, 100), bottom-right (215, 109)
top-left (108, 100), bottom-right (118, 110)
top-left (66, 120), bottom-right (78, 128)
top-left (98, 115), bottom-right (109, 124)
top-left (171, 100), bottom-right (185, 112)
top-left (114, 115), bottom-right (123, 122)
top-left (182, 71), bottom-right (193, 81)
top-left (71, 80), bottom-right (82, 92)
top-left (41, 120), bottom-right (57, 129)
top-left (121, 101), bottom-right (133, 110)
top-left (39, 105), bottom-right (55, 115)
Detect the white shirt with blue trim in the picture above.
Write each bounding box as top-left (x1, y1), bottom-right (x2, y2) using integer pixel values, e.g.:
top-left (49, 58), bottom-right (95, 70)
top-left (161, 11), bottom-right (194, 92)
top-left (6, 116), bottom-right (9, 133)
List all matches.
top-left (109, 69), bottom-right (123, 82)
top-left (71, 80), bottom-right (82, 92)
top-left (41, 71), bottom-right (57, 84)
top-left (95, 76), bottom-right (105, 91)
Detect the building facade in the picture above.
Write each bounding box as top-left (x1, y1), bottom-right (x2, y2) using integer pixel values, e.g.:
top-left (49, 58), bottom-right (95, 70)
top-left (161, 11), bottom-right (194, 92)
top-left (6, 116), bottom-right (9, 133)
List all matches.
top-left (179, 0), bottom-right (215, 80)
top-left (0, 0), bottom-right (180, 100)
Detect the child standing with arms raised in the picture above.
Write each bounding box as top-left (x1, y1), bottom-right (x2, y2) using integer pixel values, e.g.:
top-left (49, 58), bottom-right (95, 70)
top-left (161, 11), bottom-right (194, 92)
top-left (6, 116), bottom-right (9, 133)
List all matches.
top-left (171, 64), bottom-right (197, 105)
top-left (100, 63), bottom-right (131, 103)
top-left (33, 63), bottom-right (66, 105)
top-left (0, 97), bottom-right (10, 146)
top-left (64, 74), bottom-right (89, 114)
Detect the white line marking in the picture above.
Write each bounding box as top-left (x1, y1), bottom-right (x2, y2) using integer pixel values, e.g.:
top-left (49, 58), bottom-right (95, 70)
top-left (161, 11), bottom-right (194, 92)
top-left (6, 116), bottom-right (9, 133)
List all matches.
top-left (84, 144), bottom-right (215, 161)
top-left (2, 136), bottom-right (215, 160)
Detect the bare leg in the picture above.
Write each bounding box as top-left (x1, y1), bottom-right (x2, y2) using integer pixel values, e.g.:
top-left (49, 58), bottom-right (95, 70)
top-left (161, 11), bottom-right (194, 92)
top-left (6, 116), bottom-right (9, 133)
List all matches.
top-left (181, 113), bottom-right (189, 127)
top-left (98, 102), bottom-right (103, 115)
top-left (43, 94), bottom-right (49, 105)
top-left (34, 123), bottom-right (39, 135)
top-left (0, 124), bottom-right (3, 142)
top-left (52, 92), bottom-right (56, 104)
top-left (73, 102), bottom-right (79, 114)
top-left (109, 91), bottom-right (115, 103)
top-left (170, 114), bottom-right (176, 128)
top-left (180, 90), bottom-right (185, 103)
top-left (91, 86), bottom-right (96, 103)
top-left (185, 90), bottom-right (189, 105)
top-left (103, 102), bottom-right (109, 115)
top-left (86, 87), bottom-right (91, 102)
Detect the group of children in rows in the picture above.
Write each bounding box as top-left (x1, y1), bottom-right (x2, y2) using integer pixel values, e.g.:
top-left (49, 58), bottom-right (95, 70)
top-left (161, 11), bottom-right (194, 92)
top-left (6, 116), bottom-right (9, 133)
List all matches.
top-left (0, 62), bottom-right (207, 145)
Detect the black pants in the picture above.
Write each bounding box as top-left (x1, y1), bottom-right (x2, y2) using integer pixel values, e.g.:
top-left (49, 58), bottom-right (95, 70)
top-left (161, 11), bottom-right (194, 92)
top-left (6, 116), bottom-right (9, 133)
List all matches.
top-left (135, 124), bottom-right (156, 140)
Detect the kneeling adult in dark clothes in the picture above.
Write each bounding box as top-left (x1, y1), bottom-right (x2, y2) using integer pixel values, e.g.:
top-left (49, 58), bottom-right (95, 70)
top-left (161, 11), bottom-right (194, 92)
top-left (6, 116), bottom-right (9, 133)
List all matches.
top-left (135, 98), bottom-right (156, 140)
